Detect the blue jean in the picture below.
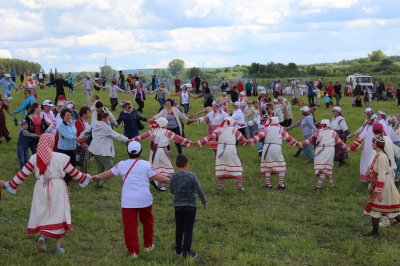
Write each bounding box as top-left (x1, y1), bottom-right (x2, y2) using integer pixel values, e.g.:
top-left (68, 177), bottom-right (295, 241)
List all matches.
top-left (29, 138), bottom-right (39, 154)
top-left (17, 147), bottom-right (30, 169)
top-left (182, 103), bottom-right (189, 114)
top-left (298, 134), bottom-right (314, 163)
top-left (158, 98), bottom-right (165, 113)
top-left (377, 93), bottom-right (383, 101)
top-left (175, 206), bottom-right (196, 257)
top-left (167, 127), bottom-right (182, 154)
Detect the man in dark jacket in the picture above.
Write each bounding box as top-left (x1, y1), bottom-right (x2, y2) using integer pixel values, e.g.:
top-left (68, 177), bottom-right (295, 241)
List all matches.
top-left (119, 70), bottom-right (125, 91)
top-left (46, 75), bottom-right (68, 104)
top-left (194, 74), bottom-right (201, 94)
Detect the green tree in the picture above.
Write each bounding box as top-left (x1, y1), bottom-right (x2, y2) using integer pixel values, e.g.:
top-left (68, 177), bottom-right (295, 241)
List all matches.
top-left (186, 67), bottom-right (202, 79)
top-left (167, 59), bottom-right (185, 75)
top-left (100, 65), bottom-right (117, 83)
top-left (368, 50), bottom-right (386, 62)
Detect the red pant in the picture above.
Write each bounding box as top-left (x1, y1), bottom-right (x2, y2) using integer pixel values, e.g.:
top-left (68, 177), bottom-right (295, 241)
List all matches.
top-left (122, 205), bottom-right (154, 254)
top-left (274, 90), bottom-right (280, 98)
top-left (325, 103), bottom-right (330, 108)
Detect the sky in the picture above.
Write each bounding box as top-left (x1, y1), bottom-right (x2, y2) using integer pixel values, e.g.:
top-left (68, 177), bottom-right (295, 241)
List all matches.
top-left (0, 0), bottom-right (399, 72)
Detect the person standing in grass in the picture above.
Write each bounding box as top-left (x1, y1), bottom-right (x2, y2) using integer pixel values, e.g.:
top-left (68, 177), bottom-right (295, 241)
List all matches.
top-left (331, 107), bottom-right (351, 167)
top-left (297, 119), bottom-right (350, 190)
top-left (245, 79), bottom-right (252, 97)
top-left (73, 74), bottom-right (102, 107)
top-left (101, 80), bottom-right (126, 111)
top-left (0, 133), bottom-right (92, 254)
top-left (79, 111), bottom-right (131, 189)
top-left (363, 135), bottom-right (400, 237)
top-left (193, 117), bottom-right (247, 191)
top-left (134, 117), bottom-right (192, 191)
top-left (247, 117), bottom-right (298, 190)
top-left (170, 154), bottom-right (207, 259)
top-left (91, 141), bottom-right (170, 258)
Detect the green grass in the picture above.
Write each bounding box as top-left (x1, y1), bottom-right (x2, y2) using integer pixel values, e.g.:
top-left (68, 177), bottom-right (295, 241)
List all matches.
top-left (1, 84), bottom-right (400, 265)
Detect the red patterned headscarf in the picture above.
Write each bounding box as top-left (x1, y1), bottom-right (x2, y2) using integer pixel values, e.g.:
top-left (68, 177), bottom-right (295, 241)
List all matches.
top-left (36, 133), bottom-right (55, 180)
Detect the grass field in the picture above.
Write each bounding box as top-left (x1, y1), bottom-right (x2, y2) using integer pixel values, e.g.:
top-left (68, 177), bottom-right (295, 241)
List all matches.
top-left (1, 84), bottom-right (400, 265)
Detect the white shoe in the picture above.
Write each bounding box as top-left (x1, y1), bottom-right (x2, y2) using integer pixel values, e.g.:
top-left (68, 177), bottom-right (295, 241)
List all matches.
top-left (144, 244), bottom-right (155, 252)
top-left (159, 187), bottom-right (167, 192)
top-left (132, 253), bottom-right (138, 258)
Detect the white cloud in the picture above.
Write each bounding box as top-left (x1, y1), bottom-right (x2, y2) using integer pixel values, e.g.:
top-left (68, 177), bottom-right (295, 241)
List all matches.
top-left (146, 60), bottom-right (170, 69)
top-left (79, 64), bottom-right (100, 72)
top-left (362, 6), bottom-right (378, 13)
top-left (15, 47), bottom-right (60, 58)
top-left (300, 0), bottom-right (358, 8)
top-left (185, 0), bottom-right (221, 18)
top-left (0, 49), bottom-right (12, 58)
top-left (0, 8), bottom-right (44, 40)
top-left (18, 0), bottom-right (91, 9)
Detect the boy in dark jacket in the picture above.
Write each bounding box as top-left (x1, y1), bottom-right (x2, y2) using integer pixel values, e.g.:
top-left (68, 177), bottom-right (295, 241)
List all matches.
top-left (17, 120), bottom-right (39, 169)
top-left (169, 154), bottom-right (207, 259)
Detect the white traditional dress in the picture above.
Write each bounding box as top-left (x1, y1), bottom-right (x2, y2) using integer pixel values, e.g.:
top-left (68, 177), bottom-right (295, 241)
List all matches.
top-left (196, 109), bottom-right (230, 149)
top-left (364, 151), bottom-right (400, 219)
top-left (300, 128), bottom-right (350, 177)
top-left (249, 124), bottom-right (297, 174)
top-left (196, 124), bottom-right (247, 179)
top-left (216, 96), bottom-right (232, 114)
top-left (134, 128), bottom-right (192, 177)
top-left (369, 136), bottom-right (400, 181)
top-left (21, 80), bottom-right (45, 99)
top-left (350, 123), bottom-right (376, 182)
top-left (4, 153), bottom-right (90, 238)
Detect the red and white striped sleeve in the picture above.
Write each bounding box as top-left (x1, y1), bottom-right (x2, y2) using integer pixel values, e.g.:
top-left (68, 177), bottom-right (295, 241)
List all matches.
top-left (249, 128), bottom-right (266, 145)
top-left (165, 130), bottom-right (192, 147)
top-left (281, 130), bottom-right (297, 147)
top-left (350, 135), bottom-right (364, 152)
top-left (197, 133), bottom-right (218, 147)
top-left (63, 162), bottom-right (91, 187)
top-left (197, 112), bottom-right (210, 123)
top-left (134, 130), bottom-right (152, 142)
top-left (334, 132), bottom-right (350, 151)
top-left (36, 81), bottom-right (46, 87)
top-left (299, 136), bottom-right (313, 147)
top-left (234, 128), bottom-right (247, 146)
top-left (4, 160), bottom-right (35, 193)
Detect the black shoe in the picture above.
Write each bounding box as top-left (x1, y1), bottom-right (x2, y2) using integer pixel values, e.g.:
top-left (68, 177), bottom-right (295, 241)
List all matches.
top-left (278, 185), bottom-right (286, 190)
top-left (150, 180), bottom-right (159, 191)
top-left (5, 136), bottom-right (11, 143)
top-left (364, 231), bottom-right (379, 237)
top-left (266, 185), bottom-right (273, 189)
top-left (315, 187), bottom-right (321, 191)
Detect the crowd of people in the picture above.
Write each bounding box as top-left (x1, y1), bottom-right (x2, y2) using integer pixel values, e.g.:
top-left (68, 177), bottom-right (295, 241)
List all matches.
top-left (1, 70), bottom-right (400, 259)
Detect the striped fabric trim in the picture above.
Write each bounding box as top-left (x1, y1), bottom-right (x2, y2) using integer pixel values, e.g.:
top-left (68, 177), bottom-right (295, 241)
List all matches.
top-left (25, 161), bottom-right (34, 172)
top-left (63, 162), bottom-right (71, 170)
top-left (261, 170), bottom-right (286, 174)
top-left (350, 136), bottom-right (363, 151)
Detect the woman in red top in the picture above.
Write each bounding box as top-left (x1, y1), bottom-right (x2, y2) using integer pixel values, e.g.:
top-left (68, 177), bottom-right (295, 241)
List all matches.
top-left (191, 79), bottom-right (195, 90)
top-left (237, 80), bottom-right (244, 92)
top-left (326, 82), bottom-right (334, 106)
top-left (25, 102), bottom-right (50, 154)
top-left (75, 106), bottom-right (91, 173)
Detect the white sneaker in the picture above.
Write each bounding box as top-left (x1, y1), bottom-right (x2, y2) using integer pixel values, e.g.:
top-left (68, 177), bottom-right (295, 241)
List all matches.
top-left (144, 244), bottom-right (155, 252)
top-left (159, 187), bottom-right (167, 192)
top-left (132, 253), bottom-right (138, 258)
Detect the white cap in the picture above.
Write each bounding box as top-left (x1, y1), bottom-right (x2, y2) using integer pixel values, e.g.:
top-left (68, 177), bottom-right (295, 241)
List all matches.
top-left (300, 106), bottom-right (310, 112)
top-left (260, 90), bottom-right (266, 94)
top-left (28, 76), bottom-right (33, 79)
top-left (4, 74), bottom-right (10, 78)
top-left (42, 100), bottom-right (54, 106)
top-left (65, 104), bottom-right (74, 109)
top-left (128, 141), bottom-right (142, 154)
top-left (86, 74), bottom-right (91, 77)
top-left (234, 101), bottom-right (240, 106)
top-left (222, 92), bottom-right (227, 95)
top-left (270, 117), bottom-right (279, 125)
top-left (240, 91), bottom-right (246, 96)
top-left (155, 117), bottom-right (168, 128)
top-left (320, 119), bottom-right (331, 128)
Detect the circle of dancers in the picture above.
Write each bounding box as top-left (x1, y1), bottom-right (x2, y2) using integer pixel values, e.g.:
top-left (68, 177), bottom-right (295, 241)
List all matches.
top-left (2, 76), bottom-right (400, 258)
